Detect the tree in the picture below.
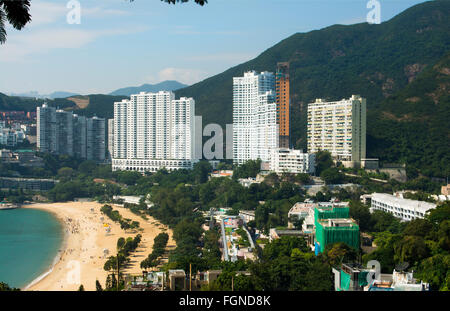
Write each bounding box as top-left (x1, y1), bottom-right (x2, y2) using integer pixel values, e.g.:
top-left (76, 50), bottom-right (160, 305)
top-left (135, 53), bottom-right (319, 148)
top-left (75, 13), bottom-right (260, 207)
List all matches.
top-left (0, 282), bottom-right (19, 291)
top-left (324, 242), bottom-right (358, 266)
top-left (78, 284), bottom-right (85, 291)
top-left (320, 167), bottom-right (344, 185)
top-left (0, 0), bottom-right (31, 44)
top-left (349, 200), bottom-right (372, 232)
top-left (403, 219), bottom-right (434, 238)
top-left (315, 150), bottom-right (334, 175)
top-left (95, 280), bottom-right (103, 291)
top-left (394, 235), bottom-right (430, 266)
top-left (57, 167), bottom-right (74, 180)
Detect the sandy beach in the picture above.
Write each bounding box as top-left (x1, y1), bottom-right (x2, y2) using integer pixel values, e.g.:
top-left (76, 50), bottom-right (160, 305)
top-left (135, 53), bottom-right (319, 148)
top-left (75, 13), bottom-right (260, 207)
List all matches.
top-left (22, 201), bottom-right (175, 291)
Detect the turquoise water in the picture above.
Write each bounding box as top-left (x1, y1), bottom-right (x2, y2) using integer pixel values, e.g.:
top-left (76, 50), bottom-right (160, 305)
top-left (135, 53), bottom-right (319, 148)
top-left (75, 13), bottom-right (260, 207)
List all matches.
top-left (0, 208), bottom-right (63, 289)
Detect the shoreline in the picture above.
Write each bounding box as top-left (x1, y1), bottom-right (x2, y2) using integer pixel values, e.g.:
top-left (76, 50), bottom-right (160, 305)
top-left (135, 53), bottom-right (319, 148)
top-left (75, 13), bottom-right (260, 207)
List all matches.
top-left (22, 208), bottom-right (68, 290)
top-left (20, 202), bottom-right (175, 291)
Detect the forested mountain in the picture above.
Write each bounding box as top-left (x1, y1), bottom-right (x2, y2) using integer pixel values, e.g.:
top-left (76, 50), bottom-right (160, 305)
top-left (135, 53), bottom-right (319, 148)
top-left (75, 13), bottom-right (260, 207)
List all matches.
top-left (368, 52), bottom-right (450, 177)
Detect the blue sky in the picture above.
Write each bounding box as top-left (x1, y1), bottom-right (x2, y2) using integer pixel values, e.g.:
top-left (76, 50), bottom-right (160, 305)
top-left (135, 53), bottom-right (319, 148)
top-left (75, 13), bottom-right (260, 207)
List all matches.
top-left (0, 0), bottom-right (427, 95)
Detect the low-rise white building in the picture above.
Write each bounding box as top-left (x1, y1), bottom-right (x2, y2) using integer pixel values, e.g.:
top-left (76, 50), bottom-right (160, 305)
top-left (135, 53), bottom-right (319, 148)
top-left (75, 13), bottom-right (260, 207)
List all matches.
top-left (267, 148), bottom-right (315, 174)
top-left (370, 193), bottom-right (436, 221)
top-left (288, 202), bottom-right (316, 229)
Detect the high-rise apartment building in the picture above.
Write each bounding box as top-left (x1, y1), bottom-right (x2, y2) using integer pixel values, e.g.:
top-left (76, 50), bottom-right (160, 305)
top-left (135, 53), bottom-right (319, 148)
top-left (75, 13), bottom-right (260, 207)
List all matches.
top-left (37, 104), bottom-right (105, 162)
top-left (37, 104), bottom-right (57, 153)
top-left (276, 62), bottom-right (290, 148)
top-left (232, 71), bottom-right (278, 165)
top-left (87, 116), bottom-right (106, 162)
top-left (307, 95), bottom-right (366, 167)
top-left (111, 91), bottom-right (196, 172)
top-left (107, 118), bottom-right (114, 161)
top-left (55, 110), bottom-right (73, 156)
top-left (73, 114), bottom-right (87, 159)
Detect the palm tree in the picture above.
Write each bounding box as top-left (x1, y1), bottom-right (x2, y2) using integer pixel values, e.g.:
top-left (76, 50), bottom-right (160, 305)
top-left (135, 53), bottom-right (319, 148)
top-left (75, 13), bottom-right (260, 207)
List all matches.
top-left (0, 0), bottom-right (31, 44)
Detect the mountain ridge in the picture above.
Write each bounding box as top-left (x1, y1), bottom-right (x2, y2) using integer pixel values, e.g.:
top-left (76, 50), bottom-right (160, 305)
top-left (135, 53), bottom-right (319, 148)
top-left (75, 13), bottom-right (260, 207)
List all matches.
top-left (109, 80), bottom-right (188, 96)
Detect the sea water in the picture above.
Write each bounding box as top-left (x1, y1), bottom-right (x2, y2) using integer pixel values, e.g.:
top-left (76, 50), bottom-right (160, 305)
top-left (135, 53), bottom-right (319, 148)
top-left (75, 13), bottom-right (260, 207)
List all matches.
top-left (0, 208), bottom-right (63, 289)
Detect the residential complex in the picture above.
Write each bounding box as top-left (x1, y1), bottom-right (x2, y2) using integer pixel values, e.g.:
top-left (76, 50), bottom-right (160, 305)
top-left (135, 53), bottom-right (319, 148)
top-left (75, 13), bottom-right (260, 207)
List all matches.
top-left (276, 62), bottom-right (290, 148)
top-left (0, 121), bottom-right (26, 147)
top-left (269, 148), bottom-right (315, 174)
top-left (307, 95), bottom-right (366, 167)
top-left (289, 201), bottom-right (360, 253)
top-left (111, 91), bottom-right (196, 172)
top-left (370, 193), bottom-right (436, 221)
top-left (232, 70), bottom-right (315, 174)
top-left (37, 104), bottom-right (106, 162)
top-left (232, 71), bottom-right (278, 165)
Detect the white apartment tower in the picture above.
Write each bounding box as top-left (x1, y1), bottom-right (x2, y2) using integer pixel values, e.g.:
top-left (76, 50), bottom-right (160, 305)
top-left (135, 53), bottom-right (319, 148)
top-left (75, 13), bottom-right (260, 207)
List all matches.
top-left (37, 104), bottom-right (57, 153)
top-left (307, 95), bottom-right (366, 167)
top-left (111, 91), bottom-right (196, 172)
top-left (233, 71), bottom-right (278, 165)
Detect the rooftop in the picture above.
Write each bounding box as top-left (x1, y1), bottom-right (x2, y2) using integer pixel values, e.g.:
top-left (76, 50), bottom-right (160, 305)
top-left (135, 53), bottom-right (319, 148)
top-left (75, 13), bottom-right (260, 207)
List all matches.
top-left (372, 193), bottom-right (436, 213)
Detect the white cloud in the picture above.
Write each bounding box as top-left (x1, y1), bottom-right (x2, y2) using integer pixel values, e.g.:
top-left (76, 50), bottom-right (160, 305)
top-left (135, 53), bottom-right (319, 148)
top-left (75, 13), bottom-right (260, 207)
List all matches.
top-left (0, 27), bottom-right (148, 62)
top-left (18, 0), bottom-right (131, 29)
top-left (146, 68), bottom-right (210, 85)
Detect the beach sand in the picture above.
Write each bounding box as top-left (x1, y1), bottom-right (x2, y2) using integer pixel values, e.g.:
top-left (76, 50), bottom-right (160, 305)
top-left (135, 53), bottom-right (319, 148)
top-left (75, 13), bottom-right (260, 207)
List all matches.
top-left (22, 202), bottom-right (175, 291)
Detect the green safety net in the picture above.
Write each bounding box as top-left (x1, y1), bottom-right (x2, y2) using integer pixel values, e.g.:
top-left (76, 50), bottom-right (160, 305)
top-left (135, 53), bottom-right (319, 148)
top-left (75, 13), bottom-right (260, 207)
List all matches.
top-left (314, 206), bottom-right (349, 221)
top-left (358, 271), bottom-right (369, 287)
top-left (340, 270), bottom-right (351, 291)
top-left (315, 221), bottom-right (360, 251)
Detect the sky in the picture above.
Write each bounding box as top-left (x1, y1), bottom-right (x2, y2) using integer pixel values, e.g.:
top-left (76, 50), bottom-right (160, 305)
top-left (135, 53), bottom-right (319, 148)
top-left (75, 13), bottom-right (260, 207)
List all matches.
top-left (0, 0), bottom-right (428, 95)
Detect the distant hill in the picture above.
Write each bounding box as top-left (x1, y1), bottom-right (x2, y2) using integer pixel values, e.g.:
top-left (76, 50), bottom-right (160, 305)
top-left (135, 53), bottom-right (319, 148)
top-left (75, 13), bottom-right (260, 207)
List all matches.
top-left (48, 91), bottom-right (80, 99)
top-left (6, 91), bottom-right (79, 99)
top-left (109, 80), bottom-right (188, 96)
top-left (0, 93), bottom-right (126, 120)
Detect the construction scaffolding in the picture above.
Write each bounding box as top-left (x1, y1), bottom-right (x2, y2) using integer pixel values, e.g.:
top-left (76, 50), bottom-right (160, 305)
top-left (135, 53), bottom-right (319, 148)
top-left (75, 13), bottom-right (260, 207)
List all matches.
top-left (314, 206), bottom-right (349, 220)
top-left (315, 219), bottom-right (360, 252)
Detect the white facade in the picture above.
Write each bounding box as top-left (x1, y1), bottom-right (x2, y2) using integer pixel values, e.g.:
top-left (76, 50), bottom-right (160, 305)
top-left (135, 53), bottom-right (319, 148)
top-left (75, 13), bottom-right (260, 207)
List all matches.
top-left (307, 95), bottom-right (366, 166)
top-left (112, 91), bottom-right (196, 172)
top-left (268, 148), bottom-right (315, 174)
top-left (233, 71), bottom-right (278, 165)
top-left (370, 193), bottom-right (436, 221)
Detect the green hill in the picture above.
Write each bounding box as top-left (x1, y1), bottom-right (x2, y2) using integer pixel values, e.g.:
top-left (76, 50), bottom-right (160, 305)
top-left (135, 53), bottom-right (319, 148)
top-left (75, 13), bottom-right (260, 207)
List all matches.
top-left (173, 0), bottom-right (450, 176)
top-left (368, 52), bottom-right (450, 177)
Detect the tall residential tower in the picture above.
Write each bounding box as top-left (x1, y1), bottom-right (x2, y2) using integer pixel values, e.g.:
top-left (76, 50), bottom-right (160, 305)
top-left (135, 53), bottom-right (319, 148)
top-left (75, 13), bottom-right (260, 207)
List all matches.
top-left (111, 91), bottom-right (196, 172)
top-left (307, 95), bottom-right (366, 167)
top-left (276, 62), bottom-right (290, 148)
top-left (232, 71), bottom-right (278, 165)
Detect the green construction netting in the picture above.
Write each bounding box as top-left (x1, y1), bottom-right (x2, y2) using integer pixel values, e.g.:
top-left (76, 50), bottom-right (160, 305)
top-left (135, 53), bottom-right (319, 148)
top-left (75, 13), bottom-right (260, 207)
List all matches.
top-left (340, 270), bottom-right (351, 291)
top-left (358, 271), bottom-right (369, 287)
top-left (314, 206), bottom-right (349, 221)
top-left (315, 221), bottom-right (360, 251)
